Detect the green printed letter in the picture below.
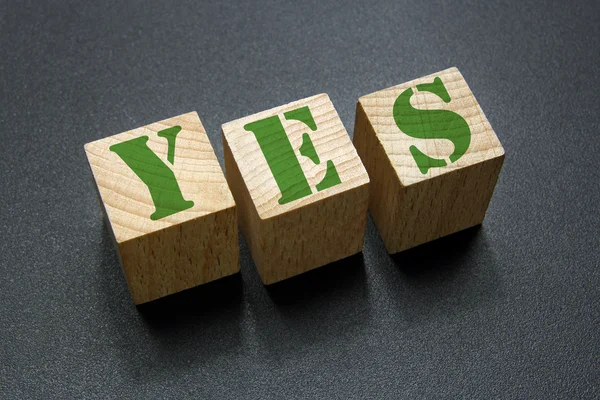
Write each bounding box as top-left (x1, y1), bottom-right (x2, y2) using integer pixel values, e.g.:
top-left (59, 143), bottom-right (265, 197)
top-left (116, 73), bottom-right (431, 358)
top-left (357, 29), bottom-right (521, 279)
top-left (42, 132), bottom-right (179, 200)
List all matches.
top-left (244, 116), bottom-right (313, 205)
top-left (244, 106), bottom-right (342, 205)
top-left (393, 77), bottom-right (471, 174)
top-left (109, 129), bottom-right (194, 220)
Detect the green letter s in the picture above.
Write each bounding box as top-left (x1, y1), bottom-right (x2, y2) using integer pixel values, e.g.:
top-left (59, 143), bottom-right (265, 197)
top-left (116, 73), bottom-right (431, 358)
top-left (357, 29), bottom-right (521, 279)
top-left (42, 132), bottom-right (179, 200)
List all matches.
top-left (393, 77), bottom-right (471, 174)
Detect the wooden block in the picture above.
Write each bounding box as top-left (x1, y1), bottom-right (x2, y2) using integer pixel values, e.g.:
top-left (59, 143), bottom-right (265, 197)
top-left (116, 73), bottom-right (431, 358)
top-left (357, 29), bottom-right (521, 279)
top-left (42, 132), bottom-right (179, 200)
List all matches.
top-left (354, 67), bottom-right (505, 253)
top-left (84, 112), bottom-right (239, 304)
top-left (222, 94), bottom-right (370, 284)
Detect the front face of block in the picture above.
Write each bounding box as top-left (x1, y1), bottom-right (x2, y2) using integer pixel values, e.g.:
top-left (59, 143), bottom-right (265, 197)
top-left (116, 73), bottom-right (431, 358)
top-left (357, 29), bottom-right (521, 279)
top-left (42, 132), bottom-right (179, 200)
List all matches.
top-left (85, 112), bottom-right (238, 304)
top-left (222, 94), bottom-right (369, 284)
top-left (354, 67), bottom-right (505, 253)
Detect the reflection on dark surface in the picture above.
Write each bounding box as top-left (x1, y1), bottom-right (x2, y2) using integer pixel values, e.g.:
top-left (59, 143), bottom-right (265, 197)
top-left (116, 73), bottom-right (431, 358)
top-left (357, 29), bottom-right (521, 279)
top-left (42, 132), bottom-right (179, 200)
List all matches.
top-left (266, 252), bottom-right (367, 306)
top-left (137, 272), bottom-right (244, 326)
top-left (391, 224), bottom-right (482, 278)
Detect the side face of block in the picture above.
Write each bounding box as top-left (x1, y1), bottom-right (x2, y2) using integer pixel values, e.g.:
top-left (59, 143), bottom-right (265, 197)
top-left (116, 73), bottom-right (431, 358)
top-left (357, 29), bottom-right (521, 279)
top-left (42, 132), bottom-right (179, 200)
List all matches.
top-left (222, 94), bottom-right (370, 284)
top-left (85, 112), bottom-right (239, 304)
top-left (354, 67), bottom-right (505, 253)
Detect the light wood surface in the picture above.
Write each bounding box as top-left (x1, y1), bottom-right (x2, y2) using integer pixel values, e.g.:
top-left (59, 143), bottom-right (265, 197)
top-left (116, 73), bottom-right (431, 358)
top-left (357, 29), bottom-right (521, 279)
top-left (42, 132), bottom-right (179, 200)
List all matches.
top-left (85, 112), bottom-right (239, 304)
top-left (223, 94), bottom-right (370, 284)
top-left (354, 67), bottom-right (505, 253)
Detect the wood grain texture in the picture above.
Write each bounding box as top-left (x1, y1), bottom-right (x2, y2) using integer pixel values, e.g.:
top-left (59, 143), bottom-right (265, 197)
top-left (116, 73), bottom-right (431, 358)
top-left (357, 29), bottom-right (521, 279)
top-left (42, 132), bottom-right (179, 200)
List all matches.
top-left (222, 94), bottom-right (369, 284)
top-left (85, 112), bottom-right (239, 304)
top-left (354, 67), bottom-right (505, 253)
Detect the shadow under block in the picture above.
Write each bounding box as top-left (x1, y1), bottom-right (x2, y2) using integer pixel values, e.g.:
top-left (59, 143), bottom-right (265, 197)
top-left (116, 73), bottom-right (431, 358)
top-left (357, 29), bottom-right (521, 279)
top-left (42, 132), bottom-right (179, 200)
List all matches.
top-left (354, 67), bottom-right (505, 254)
top-left (222, 94), bottom-right (370, 284)
top-left (84, 112), bottom-right (239, 304)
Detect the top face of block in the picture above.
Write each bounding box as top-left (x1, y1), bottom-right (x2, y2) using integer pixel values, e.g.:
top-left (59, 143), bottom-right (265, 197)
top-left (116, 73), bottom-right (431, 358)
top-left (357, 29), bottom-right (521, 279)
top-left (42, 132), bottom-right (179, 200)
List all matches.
top-left (222, 94), bottom-right (369, 220)
top-left (359, 67), bottom-right (504, 186)
top-left (85, 112), bottom-right (235, 243)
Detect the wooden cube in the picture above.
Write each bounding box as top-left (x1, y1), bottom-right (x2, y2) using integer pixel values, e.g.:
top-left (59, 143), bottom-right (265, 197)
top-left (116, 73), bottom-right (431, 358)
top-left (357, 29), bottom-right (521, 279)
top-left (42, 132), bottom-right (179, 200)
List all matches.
top-left (222, 94), bottom-right (370, 284)
top-left (354, 67), bottom-right (505, 253)
top-left (84, 112), bottom-right (239, 304)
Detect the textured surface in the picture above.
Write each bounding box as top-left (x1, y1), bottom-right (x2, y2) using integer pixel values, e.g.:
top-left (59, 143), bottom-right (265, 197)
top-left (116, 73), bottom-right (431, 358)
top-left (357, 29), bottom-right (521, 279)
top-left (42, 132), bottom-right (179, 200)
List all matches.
top-left (1, 0), bottom-right (599, 398)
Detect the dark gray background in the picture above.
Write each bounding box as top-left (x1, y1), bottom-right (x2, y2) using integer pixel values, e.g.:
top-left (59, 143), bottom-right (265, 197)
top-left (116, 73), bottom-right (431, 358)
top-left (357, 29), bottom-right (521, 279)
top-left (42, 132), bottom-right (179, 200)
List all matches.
top-left (1, 0), bottom-right (599, 398)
